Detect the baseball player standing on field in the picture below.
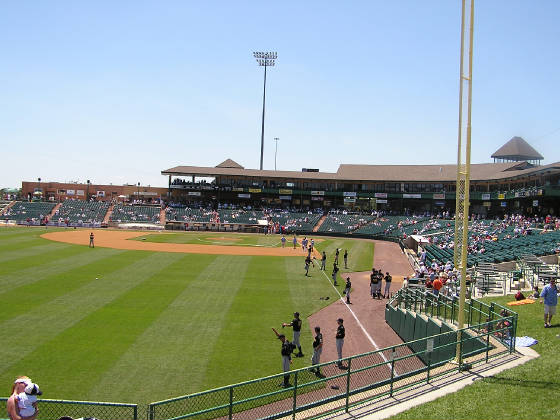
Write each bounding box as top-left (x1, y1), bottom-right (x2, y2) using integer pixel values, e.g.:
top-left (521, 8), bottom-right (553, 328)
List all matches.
top-left (344, 277), bottom-right (351, 304)
top-left (283, 312), bottom-right (304, 357)
top-left (335, 318), bottom-right (345, 368)
top-left (272, 328), bottom-right (293, 387)
top-left (310, 326), bottom-right (323, 377)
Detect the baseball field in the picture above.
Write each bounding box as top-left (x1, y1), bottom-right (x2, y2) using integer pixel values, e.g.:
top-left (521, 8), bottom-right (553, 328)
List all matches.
top-left (0, 226), bottom-right (374, 405)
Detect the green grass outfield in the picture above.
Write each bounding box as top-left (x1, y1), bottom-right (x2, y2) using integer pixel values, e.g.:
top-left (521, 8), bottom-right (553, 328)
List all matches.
top-left (0, 227), bottom-right (373, 406)
top-left (390, 294), bottom-right (560, 420)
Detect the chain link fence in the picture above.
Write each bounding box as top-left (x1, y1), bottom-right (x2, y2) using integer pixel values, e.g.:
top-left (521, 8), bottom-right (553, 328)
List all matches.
top-left (0, 398), bottom-right (137, 420)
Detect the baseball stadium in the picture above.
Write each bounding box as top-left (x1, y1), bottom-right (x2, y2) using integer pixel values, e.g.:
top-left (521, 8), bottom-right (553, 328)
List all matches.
top-left (3, 2), bottom-right (560, 420)
top-left (2, 133), bottom-right (560, 420)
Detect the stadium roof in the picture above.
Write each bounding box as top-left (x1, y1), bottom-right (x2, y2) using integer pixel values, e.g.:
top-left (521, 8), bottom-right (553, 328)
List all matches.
top-left (216, 159), bottom-right (244, 169)
top-left (491, 136), bottom-right (544, 160)
top-left (163, 161), bottom-right (560, 182)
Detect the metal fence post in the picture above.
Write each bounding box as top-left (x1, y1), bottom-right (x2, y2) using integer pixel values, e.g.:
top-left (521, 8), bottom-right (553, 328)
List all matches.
top-left (389, 349), bottom-right (395, 397)
top-left (345, 358), bottom-right (352, 413)
top-left (148, 404), bottom-right (153, 420)
top-left (133, 405), bottom-right (137, 420)
top-left (229, 387), bottom-right (233, 420)
top-left (292, 371), bottom-right (298, 420)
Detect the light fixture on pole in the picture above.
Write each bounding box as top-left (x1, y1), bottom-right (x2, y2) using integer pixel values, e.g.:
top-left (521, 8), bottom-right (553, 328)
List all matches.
top-left (253, 51), bottom-right (277, 170)
top-left (274, 137), bottom-right (279, 171)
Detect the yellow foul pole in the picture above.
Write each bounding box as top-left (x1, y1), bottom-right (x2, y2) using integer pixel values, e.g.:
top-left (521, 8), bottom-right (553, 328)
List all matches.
top-left (454, 0), bottom-right (474, 364)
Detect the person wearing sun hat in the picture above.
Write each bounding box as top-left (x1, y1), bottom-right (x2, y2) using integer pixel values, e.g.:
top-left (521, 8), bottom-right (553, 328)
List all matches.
top-left (7, 376), bottom-right (38, 420)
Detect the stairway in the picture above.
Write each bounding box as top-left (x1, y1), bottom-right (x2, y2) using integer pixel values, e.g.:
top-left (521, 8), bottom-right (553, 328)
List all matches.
top-left (102, 203), bottom-right (114, 225)
top-left (313, 215), bottom-right (327, 232)
top-left (47, 203), bottom-right (63, 221)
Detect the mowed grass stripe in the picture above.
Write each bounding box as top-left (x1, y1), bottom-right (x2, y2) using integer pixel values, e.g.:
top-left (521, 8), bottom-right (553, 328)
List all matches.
top-left (0, 241), bottom-right (74, 264)
top-left (89, 255), bottom-right (250, 404)
top-left (0, 235), bottom-right (50, 252)
top-left (10, 253), bottom-right (205, 403)
top-left (0, 251), bottom-right (183, 378)
top-left (0, 246), bottom-right (116, 292)
top-left (203, 257), bottom-right (292, 387)
top-left (0, 249), bottom-right (131, 323)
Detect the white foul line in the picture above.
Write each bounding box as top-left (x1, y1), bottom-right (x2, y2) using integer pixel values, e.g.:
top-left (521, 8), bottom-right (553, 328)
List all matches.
top-left (316, 264), bottom-right (397, 375)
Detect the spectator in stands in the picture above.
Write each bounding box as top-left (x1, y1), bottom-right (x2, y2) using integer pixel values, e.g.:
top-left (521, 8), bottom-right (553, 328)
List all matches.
top-left (432, 277), bottom-right (443, 296)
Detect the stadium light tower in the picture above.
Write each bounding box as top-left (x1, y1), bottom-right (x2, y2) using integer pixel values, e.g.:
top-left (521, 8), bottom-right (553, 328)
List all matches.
top-left (253, 51), bottom-right (277, 170)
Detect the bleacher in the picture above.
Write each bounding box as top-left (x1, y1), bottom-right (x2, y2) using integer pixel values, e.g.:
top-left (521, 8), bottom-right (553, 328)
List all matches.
top-left (0, 200), bottom-right (12, 216)
top-left (49, 200), bottom-right (109, 226)
top-left (165, 207), bottom-right (215, 223)
top-left (267, 212), bottom-right (321, 233)
top-left (424, 229), bottom-right (560, 267)
top-left (219, 209), bottom-right (264, 224)
top-left (318, 213), bottom-right (375, 234)
top-left (110, 204), bottom-right (162, 224)
top-left (3, 201), bottom-right (56, 224)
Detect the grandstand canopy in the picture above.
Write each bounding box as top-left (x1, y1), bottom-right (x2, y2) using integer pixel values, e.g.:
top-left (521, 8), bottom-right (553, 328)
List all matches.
top-left (162, 160), bottom-right (560, 182)
top-left (491, 136), bottom-right (543, 164)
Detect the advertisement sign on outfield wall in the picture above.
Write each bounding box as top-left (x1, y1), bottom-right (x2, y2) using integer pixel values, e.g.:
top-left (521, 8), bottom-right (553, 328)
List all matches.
top-left (238, 193), bottom-right (251, 198)
top-left (311, 191), bottom-right (325, 196)
top-left (188, 191), bottom-right (201, 196)
top-left (77, 190), bottom-right (85, 196)
top-left (278, 189), bottom-right (292, 195)
top-left (343, 192), bottom-right (357, 197)
top-left (249, 188), bottom-right (261, 193)
top-left (374, 193), bottom-right (387, 198)
top-left (279, 195), bottom-right (292, 200)
top-left (482, 193), bottom-right (491, 200)
top-left (67, 189), bottom-right (75, 196)
top-left (376, 199), bottom-right (388, 204)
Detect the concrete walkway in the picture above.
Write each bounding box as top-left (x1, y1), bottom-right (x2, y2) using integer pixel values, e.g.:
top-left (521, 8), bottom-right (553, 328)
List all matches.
top-left (318, 346), bottom-right (539, 420)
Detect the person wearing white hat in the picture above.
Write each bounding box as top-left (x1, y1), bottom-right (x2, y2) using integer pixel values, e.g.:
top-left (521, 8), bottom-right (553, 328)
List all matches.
top-left (7, 376), bottom-right (38, 420)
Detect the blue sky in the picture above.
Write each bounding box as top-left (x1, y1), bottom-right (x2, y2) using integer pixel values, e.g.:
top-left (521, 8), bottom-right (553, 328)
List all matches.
top-left (1, 1), bottom-right (559, 189)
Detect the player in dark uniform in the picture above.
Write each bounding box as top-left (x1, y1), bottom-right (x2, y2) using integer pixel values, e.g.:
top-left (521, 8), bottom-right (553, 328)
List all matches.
top-left (272, 328), bottom-right (293, 387)
top-left (335, 318), bottom-right (345, 368)
top-left (370, 269), bottom-right (379, 298)
top-left (332, 263), bottom-right (339, 286)
top-left (343, 277), bottom-right (351, 304)
top-left (384, 272), bottom-right (392, 298)
top-left (283, 312), bottom-right (304, 357)
top-left (310, 326), bottom-right (323, 377)
top-left (321, 251), bottom-right (327, 270)
top-left (334, 249), bottom-right (340, 265)
top-left (343, 249), bottom-right (348, 269)
top-left (89, 232), bottom-right (95, 248)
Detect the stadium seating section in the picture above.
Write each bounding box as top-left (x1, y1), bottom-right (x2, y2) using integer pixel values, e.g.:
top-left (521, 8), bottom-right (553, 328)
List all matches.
top-left (4, 201), bottom-right (56, 223)
top-left (318, 213), bottom-right (375, 233)
top-left (110, 204), bottom-right (161, 224)
top-left (50, 200), bottom-right (109, 225)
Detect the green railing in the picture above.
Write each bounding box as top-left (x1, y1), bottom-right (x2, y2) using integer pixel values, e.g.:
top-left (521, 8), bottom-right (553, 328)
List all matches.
top-left (147, 290), bottom-right (517, 420)
top-left (0, 397), bottom-right (137, 420)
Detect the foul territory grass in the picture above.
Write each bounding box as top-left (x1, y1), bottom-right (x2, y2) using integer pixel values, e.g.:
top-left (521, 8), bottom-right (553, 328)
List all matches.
top-left (390, 294), bottom-right (560, 420)
top-left (0, 227), bottom-right (373, 408)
